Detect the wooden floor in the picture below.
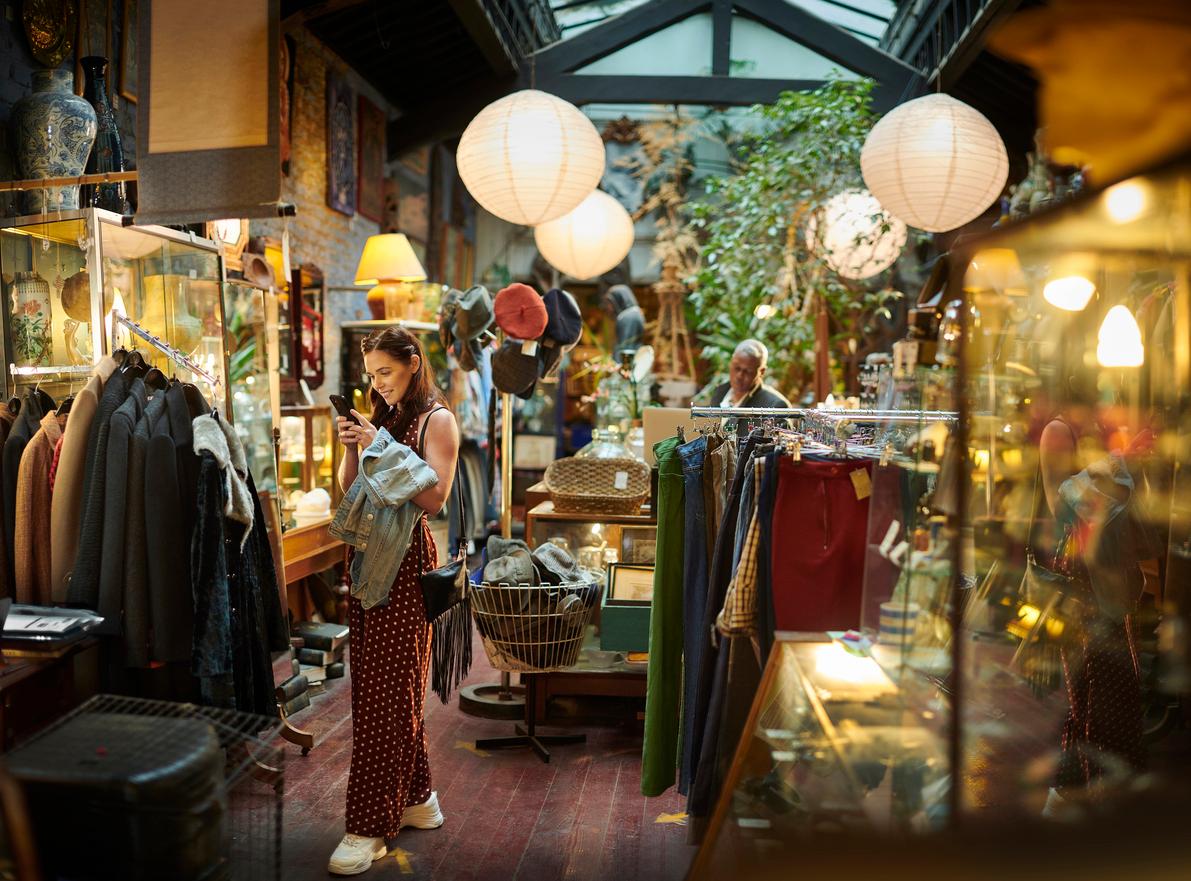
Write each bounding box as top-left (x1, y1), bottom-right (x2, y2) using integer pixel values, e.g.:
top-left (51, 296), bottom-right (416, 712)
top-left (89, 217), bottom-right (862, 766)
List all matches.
top-left (276, 638), bottom-right (695, 881)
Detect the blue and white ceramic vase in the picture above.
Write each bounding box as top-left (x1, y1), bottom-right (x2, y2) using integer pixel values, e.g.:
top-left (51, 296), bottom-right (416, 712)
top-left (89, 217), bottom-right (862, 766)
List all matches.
top-left (11, 69), bottom-right (97, 214)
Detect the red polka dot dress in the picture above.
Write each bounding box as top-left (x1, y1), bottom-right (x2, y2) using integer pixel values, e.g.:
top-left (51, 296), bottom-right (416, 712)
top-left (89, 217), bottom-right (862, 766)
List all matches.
top-left (345, 412), bottom-right (438, 839)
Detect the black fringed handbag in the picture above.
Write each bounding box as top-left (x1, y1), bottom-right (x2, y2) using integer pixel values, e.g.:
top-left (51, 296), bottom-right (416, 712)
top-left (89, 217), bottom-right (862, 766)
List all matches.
top-left (416, 412), bottom-right (473, 704)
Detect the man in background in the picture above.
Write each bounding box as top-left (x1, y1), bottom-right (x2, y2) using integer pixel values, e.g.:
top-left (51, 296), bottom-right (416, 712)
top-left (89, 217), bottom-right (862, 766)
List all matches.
top-left (708, 339), bottom-right (792, 410)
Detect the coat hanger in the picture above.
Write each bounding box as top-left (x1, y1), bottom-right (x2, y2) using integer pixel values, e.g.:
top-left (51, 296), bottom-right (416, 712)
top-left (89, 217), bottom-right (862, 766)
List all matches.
top-left (144, 366), bottom-right (169, 392)
top-left (122, 350), bottom-right (148, 379)
top-left (6, 397), bottom-right (19, 417)
top-left (57, 395), bottom-right (75, 417)
top-left (182, 382), bottom-right (212, 418)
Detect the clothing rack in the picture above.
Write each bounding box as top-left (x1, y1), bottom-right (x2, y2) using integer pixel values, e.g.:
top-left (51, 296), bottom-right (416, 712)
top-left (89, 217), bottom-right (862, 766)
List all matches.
top-left (112, 313), bottom-right (221, 388)
top-left (689, 405), bottom-right (958, 422)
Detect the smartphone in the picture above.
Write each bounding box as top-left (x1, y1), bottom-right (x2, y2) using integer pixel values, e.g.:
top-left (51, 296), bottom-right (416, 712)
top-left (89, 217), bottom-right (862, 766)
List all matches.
top-left (329, 394), bottom-right (360, 425)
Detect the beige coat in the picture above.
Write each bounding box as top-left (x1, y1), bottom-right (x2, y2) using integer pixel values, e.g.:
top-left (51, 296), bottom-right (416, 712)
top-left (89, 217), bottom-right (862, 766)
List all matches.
top-left (49, 357), bottom-right (116, 602)
top-left (15, 411), bottom-right (67, 604)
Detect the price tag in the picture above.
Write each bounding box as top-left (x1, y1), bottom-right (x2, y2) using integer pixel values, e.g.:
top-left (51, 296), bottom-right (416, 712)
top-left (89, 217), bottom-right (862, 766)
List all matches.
top-left (281, 227), bottom-right (293, 282)
top-left (614, 471), bottom-right (629, 490)
top-left (521, 339), bottom-right (538, 356)
top-left (850, 468), bottom-right (872, 500)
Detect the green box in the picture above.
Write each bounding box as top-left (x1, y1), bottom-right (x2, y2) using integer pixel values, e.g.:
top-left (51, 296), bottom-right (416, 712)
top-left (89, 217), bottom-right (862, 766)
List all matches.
top-left (599, 594), bottom-right (651, 652)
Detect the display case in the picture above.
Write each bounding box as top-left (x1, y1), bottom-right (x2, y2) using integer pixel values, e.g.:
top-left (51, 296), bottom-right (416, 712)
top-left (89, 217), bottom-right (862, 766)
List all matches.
top-left (223, 278), bottom-right (281, 495)
top-left (689, 636), bottom-right (949, 880)
top-left (952, 153), bottom-right (1191, 824)
top-left (0, 209), bottom-right (229, 411)
top-left (278, 403), bottom-right (339, 525)
top-left (524, 501), bottom-right (657, 568)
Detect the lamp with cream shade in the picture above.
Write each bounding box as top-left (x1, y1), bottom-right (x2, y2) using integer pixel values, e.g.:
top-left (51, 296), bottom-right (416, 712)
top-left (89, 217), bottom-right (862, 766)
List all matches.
top-left (355, 233), bottom-right (427, 320)
top-left (861, 93), bottom-right (1009, 233)
top-left (534, 189), bottom-right (635, 281)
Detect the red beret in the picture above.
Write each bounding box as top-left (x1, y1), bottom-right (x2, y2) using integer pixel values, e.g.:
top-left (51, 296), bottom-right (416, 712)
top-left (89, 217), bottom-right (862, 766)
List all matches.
top-left (494, 283), bottom-right (548, 340)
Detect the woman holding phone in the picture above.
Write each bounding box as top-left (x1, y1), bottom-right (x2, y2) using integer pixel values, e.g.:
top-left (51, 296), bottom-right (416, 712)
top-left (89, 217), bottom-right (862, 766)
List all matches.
top-left (328, 326), bottom-right (460, 875)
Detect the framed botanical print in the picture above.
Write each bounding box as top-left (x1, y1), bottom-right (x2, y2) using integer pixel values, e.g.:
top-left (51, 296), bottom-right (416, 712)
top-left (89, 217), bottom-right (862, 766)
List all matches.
top-left (356, 95), bottom-right (385, 222)
top-left (607, 563), bottom-right (654, 603)
top-left (620, 526), bottom-right (657, 566)
top-left (120, 0), bottom-right (138, 103)
top-left (326, 69), bottom-right (355, 215)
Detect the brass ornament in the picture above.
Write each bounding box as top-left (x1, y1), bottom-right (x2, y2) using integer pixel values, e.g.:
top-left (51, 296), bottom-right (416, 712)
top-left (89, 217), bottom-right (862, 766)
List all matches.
top-left (22, 0), bottom-right (76, 68)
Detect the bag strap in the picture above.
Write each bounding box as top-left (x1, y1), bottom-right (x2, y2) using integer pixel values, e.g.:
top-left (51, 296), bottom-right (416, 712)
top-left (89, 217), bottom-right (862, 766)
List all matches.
top-left (416, 407), bottom-right (468, 560)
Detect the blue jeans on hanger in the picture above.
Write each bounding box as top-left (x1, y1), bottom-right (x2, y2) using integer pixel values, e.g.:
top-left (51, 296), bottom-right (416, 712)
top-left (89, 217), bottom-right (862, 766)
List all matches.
top-left (677, 435), bottom-right (709, 794)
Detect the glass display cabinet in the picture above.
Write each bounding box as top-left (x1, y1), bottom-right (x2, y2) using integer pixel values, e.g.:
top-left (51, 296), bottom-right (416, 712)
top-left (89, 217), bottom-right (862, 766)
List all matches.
top-left (953, 153), bottom-right (1191, 825)
top-left (278, 403), bottom-right (339, 526)
top-left (0, 208), bottom-right (229, 411)
top-left (223, 278), bottom-right (280, 495)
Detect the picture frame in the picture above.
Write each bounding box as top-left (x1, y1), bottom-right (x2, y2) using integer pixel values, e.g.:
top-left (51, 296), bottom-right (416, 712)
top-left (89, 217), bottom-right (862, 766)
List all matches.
top-left (395, 170), bottom-right (429, 242)
top-left (356, 95), bottom-right (385, 222)
top-left (325, 69), bottom-right (356, 216)
top-left (620, 527), bottom-right (657, 566)
top-left (119, 0), bottom-right (139, 104)
top-left (607, 563), bottom-right (654, 604)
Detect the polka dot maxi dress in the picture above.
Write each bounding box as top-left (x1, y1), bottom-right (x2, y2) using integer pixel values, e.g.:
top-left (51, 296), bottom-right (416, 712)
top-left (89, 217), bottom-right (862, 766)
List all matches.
top-left (345, 413), bottom-right (438, 839)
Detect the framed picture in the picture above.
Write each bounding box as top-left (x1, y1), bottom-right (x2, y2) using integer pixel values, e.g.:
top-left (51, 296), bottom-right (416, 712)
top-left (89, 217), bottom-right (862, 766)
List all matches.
top-left (620, 527), bottom-right (657, 566)
top-left (607, 563), bottom-right (654, 603)
top-left (119, 0), bottom-right (138, 103)
top-left (280, 33), bottom-right (296, 176)
top-left (399, 145), bottom-right (430, 176)
top-left (326, 70), bottom-right (356, 215)
top-left (357, 96), bottom-right (385, 222)
top-left (396, 173), bottom-right (429, 242)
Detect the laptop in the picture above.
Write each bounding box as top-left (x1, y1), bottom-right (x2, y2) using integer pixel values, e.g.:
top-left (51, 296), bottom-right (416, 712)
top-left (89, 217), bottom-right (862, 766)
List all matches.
top-left (642, 407), bottom-right (701, 465)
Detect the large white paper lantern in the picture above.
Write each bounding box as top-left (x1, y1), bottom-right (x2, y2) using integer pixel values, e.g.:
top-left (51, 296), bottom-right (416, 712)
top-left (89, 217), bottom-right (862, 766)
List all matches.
top-left (534, 190), bottom-right (635, 281)
top-left (805, 189), bottom-right (907, 280)
top-left (457, 89), bottom-right (605, 226)
top-left (861, 94), bottom-right (1009, 233)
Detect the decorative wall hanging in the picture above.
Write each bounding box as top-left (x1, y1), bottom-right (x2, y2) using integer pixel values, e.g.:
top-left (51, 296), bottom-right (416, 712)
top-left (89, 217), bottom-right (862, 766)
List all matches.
top-left (357, 95), bottom-right (386, 223)
top-left (119, 0), bottom-right (138, 103)
top-left (135, 0), bottom-right (281, 224)
top-left (22, 0), bottom-right (76, 67)
top-left (326, 69), bottom-right (356, 216)
top-left (280, 33), bottom-right (295, 176)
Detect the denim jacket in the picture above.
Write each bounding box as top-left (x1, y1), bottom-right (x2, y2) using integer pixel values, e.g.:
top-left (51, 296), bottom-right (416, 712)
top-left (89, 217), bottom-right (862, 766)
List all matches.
top-left (329, 428), bottom-right (439, 609)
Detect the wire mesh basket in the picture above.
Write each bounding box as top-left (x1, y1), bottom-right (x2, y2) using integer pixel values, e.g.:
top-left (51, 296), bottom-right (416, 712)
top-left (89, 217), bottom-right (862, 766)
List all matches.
top-left (4, 694), bottom-right (284, 881)
top-left (470, 579), bottom-right (603, 673)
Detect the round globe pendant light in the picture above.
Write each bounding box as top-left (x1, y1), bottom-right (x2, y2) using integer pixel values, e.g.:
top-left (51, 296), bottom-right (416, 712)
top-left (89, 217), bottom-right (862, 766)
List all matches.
top-left (457, 89), bottom-right (606, 227)
top-left (860, 94), bottom-right (1009, 233)
top-left (534, 189), bottom-right (635, 281)
top-left (805, 189), bottom-right (907, 280)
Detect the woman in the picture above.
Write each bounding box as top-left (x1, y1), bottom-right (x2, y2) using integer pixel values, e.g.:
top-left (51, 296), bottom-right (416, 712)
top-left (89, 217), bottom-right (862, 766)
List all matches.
top-left (328, 327), bottom-right (460, 876)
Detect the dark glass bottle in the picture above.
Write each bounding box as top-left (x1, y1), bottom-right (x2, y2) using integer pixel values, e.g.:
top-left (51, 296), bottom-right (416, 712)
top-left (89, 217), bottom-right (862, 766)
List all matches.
top-left (79, 56), bottom-right (129, 214)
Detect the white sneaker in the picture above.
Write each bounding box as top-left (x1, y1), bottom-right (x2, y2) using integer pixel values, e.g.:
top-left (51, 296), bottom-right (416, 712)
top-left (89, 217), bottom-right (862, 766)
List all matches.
top-left (400, 791), bottom-right (445, 830)
top-left (328, 834), bottom-right (387, 875)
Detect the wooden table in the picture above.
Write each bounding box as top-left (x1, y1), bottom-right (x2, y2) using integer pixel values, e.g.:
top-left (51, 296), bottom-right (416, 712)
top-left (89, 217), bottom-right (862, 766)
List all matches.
top-left (522, 630), bottom-right (647, 723)
top-left (0, 639), bottom-right (99, 752)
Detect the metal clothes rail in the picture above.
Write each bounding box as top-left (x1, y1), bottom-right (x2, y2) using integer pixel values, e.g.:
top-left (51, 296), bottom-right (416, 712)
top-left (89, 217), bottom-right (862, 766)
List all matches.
top-left (689, 405), bottom-right (958, 423)
top-left (112, 313), bottom-right (221, 388)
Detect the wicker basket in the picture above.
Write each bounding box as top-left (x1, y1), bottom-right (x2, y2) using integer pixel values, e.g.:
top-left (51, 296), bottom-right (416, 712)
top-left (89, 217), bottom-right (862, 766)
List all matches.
top-left (545, 456), bottom-right (650, 516)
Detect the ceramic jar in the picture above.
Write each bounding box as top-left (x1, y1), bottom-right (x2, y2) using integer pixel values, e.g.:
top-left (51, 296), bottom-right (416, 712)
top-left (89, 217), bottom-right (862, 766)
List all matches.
top-left (79, 57), bottom-right (128, 213)
top-left (11, 270), bottom-right (53, 366)
top-left (11, 69), bottom-right (98, 214)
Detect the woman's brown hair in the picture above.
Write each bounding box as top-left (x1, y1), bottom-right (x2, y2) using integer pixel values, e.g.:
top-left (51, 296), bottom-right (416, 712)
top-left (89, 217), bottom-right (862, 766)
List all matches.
top-left (361, 326), bottom-right (445, 442)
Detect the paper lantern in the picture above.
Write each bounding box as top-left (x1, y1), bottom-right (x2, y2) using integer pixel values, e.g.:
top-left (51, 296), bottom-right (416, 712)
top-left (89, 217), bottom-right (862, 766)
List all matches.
top-left (805, 189), bottom-right (907, 280)
top-left (457, 89), bottom-right (605, 226)
top-left (534, 190), bottom-right (634, 281)
top-left (1097, 305), bottom-right (1144, 367)
top-left (861, 94), bottom-right (1009, 233)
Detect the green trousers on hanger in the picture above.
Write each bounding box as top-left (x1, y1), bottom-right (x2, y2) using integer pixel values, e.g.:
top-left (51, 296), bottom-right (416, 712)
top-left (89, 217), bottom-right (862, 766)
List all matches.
top-left (642, 435), bottom-right (686, 797)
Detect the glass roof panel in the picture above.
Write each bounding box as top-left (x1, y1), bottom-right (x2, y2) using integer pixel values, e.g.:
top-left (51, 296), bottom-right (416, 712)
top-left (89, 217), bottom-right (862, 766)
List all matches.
top-left (574, 13), bottom-right (714, 76)
top-left (729, 15), bottom-right (861, 79)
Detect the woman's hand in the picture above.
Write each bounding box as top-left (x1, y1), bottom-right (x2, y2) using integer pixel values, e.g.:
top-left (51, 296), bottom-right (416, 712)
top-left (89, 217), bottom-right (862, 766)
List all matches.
top-left (337, 410), bottom-right (378, 449)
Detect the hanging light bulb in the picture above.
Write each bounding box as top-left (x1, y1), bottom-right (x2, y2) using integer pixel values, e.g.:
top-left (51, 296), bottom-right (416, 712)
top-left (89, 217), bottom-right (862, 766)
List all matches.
top-left (861, 94), bottom-right (1009, 233)
top-left (1102, 180), bottom-right (1149, 224)
top-left (1097, 305), bottom-right (1144, 368)
top-left (533, 189), bottom-right (634, 280)
top-left (457, 90), bottom-right (605, 226)
top-left (1043, 275), bottom-right (1096, 311)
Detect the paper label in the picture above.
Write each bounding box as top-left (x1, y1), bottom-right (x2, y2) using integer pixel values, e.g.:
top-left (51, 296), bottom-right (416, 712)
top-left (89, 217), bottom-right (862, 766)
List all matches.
top-left (614, 471), bottom-right (629, 490)
top-left (850, 468), bottom-right (872, 500)
top-left (281, 227), bottom-right (293, 283)
top-left (521, 339), bottom-right (538, 356)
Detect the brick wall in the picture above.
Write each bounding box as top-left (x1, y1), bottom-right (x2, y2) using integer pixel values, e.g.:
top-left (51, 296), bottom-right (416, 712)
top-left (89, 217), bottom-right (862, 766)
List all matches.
top-left (252, 27), bottom-right (397, 404)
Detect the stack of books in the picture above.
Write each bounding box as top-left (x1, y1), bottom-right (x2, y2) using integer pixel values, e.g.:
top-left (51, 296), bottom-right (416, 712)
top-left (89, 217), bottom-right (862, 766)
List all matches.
top-left (296, 622), bottom-right (349, 695)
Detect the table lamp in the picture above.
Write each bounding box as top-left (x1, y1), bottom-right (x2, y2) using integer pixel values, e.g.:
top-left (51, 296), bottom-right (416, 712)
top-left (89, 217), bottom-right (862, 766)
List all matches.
top-left (355, 233), bottom-right (427, 319)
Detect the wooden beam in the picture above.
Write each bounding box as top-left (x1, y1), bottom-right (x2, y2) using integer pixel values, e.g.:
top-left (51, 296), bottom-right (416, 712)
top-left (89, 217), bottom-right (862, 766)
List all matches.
top-left (712, 0), bottom-right (732, 76)
top-left (447, 0), bottom-right (519, 76)
top-left (532, 0), bottom-right (710, 75)
top-left (536, 73), bottom-right (826, 106)
top-left (732, 0), bottom-right (917, 83)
